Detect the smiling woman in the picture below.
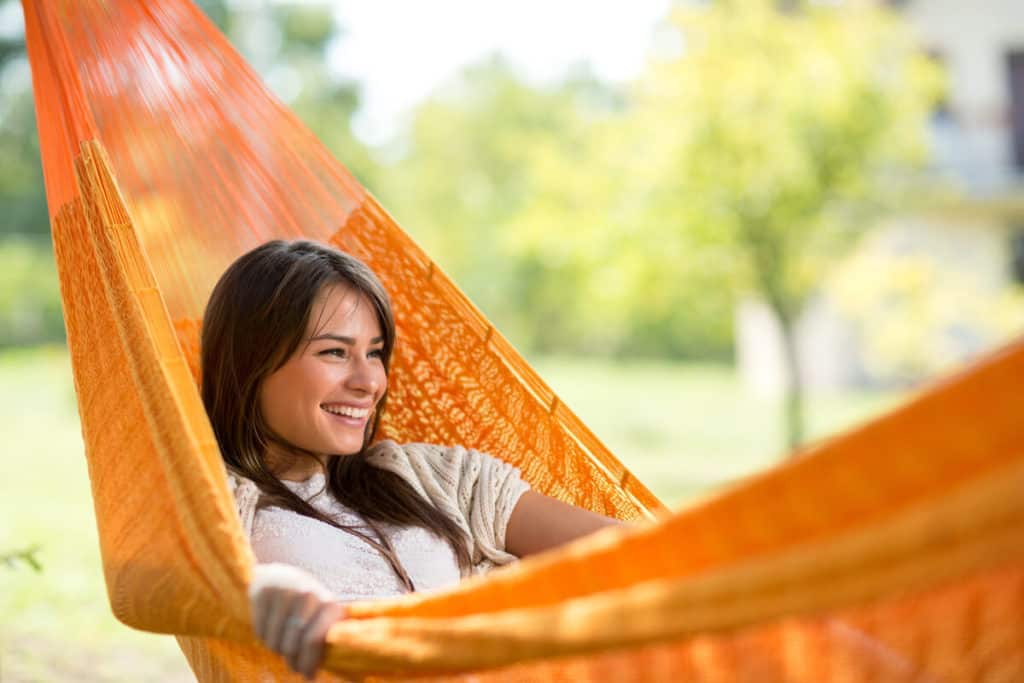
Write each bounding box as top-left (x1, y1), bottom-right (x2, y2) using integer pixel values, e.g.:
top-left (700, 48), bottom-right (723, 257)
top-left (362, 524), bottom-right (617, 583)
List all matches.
top-left (200, 239), bottom-right (620, 678)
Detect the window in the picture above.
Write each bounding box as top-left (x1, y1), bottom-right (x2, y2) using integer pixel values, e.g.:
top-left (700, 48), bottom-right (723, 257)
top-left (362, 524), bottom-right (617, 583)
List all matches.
top-left (1011, 228), bottom-right (1024, 285)
top-left (1007, 51), bottom-right (1024, 171)
top-left (926, 49), bottom-right (951, 122)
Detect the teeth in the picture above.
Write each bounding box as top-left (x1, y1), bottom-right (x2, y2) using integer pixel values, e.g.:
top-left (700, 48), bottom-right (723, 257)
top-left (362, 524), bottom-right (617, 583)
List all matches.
top-left (322, 404), bottom-right (369, 419)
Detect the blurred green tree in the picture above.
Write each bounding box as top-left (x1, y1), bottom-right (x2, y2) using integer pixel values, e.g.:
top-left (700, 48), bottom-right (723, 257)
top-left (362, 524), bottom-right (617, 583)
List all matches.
top-left (266, 4), bottom-right (380, 191)
top-left (376, 57), bottom-right (622, 351)
top-left (0, 0), bottom-right (47, 244)
top-left (617, 0), bottom-right (940, 449)
top-left (378, 57), bottom-right (735, 359)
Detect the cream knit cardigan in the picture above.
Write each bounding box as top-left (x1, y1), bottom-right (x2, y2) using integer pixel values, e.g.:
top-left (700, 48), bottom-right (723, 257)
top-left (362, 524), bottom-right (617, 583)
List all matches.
top-left (228, 440), bottom-right (531, 576)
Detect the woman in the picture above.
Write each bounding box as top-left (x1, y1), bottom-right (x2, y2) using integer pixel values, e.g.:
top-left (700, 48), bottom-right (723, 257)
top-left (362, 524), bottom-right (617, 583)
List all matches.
top-left (201, 239), bottom-right (622, 678)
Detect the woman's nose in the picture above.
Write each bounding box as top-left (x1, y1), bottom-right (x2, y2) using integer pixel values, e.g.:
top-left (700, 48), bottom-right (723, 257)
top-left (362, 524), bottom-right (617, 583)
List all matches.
top-left (345, 357), bottom-right (380, 394)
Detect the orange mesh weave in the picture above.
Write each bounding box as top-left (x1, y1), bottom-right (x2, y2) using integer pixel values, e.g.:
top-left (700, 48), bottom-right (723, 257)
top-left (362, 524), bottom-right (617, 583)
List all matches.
top-left (22, 1), bottom-right (1024, 681)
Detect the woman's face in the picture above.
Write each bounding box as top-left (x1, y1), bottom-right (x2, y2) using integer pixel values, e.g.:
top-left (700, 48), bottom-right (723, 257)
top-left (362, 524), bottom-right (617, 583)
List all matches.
top-left (259, 283), bottom-right (388, 460)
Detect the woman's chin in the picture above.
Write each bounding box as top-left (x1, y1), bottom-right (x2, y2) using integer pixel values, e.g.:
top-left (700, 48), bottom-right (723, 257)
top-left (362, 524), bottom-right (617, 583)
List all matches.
top-left (322, 440), bottom-right (365, 457)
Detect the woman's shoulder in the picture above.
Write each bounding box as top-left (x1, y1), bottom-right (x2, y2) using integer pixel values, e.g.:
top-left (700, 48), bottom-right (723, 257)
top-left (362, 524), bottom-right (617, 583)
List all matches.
top-left (365, 440), bottom-right (509, 486)
top-left (364, 440), bottom-right (468, 489)
top-left (365, 441), bottom-right (526, 501)
top-left (225, 470), bottom-right (260, 499)
top-left (366, 441), bottom-right (529, 570)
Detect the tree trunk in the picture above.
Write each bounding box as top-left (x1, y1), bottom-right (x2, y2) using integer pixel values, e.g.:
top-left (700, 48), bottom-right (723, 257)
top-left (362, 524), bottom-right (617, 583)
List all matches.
top-left (737, 208), bottom-right (806, 454)
top-left (774, 306), bottom-right (805, 453)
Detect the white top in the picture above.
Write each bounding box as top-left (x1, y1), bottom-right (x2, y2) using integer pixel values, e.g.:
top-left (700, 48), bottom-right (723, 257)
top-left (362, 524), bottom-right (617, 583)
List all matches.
top-left (229, 441), bottom-right (531, 601)
top-left (251, 473), bottom-right (462, 601)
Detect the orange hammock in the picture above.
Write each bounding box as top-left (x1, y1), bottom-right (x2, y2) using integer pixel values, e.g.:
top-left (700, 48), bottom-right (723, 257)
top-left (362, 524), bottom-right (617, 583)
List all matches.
top-left (23, 1), bottom-right (1024, 681)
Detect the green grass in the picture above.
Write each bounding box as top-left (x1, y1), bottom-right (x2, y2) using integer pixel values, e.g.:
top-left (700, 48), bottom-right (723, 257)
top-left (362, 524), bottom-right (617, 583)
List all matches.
top-left (0, 346), bottom-right (904, 681)
top-left (0, 347), bottom-right (192, 682)
top-left (532, 356), bottom-right (905, 506)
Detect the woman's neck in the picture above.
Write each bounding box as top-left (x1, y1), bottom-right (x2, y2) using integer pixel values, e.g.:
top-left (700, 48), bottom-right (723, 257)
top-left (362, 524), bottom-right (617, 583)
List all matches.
top-left (264, 448), bottom-right (327, 482)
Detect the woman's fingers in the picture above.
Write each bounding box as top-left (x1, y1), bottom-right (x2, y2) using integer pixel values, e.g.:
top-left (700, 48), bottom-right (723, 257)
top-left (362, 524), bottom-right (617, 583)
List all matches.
top-left (294, 601), bottom-right (347, 680)
top-left (250, 583), bottom-right (283, 645)
top-left (248, 563), bottom-right (342, 678)
top-left (280, 592), bottom-right (321, 673)
top-left (262, 587), bottom-right (299, 654)
top-left (249, 563), bottom-right (296, 644)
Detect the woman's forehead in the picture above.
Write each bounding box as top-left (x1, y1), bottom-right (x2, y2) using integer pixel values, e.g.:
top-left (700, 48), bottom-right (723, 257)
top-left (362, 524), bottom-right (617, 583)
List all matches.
top-left (307, 284), bottom-right (380, 336)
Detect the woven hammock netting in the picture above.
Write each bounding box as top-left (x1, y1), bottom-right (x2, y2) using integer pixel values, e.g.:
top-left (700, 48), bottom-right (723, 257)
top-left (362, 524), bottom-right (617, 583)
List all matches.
top-left (21, 0), bottom-right (1024, 681)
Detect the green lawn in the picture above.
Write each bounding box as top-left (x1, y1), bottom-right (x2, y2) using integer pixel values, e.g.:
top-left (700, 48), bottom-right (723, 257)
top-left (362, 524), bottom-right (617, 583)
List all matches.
top-left (0, 346), bottom-right (904, 681)
top-left (0, 347), bottom-right (193, 682)
top-left (532, 355), bottom-right (903, 506)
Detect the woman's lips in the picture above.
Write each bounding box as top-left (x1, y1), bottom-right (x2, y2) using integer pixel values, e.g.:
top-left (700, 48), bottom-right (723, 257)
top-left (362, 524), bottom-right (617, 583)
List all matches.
top-left (321, 406), bottom-right (368, 427)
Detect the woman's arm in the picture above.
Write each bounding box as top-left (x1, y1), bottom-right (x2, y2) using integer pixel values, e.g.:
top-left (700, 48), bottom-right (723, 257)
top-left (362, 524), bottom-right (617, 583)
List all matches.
top-left (504, 490), bottom-right (626, 558)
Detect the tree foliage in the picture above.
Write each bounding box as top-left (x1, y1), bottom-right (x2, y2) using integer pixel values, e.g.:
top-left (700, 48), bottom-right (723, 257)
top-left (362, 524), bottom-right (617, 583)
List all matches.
top-left (0, 0), bottom-right (46, 243)
top-left (376, 57), bottom-right (738, 359)
top-left (379, 0), bottom-right (939, 394)
top-left (610, 0), bottom-right (940, 447)
top-left (376, 58), bottom-right (634, 353)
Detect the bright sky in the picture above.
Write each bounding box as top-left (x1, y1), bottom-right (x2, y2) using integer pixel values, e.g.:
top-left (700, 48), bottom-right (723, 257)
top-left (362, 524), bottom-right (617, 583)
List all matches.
top-left (325, 0), bottom-right (671, 145)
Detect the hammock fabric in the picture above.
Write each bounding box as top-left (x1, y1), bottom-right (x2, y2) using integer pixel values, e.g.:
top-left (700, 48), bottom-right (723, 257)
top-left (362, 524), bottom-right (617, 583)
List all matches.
top-left (22, 0), bottom-right (1024, 681)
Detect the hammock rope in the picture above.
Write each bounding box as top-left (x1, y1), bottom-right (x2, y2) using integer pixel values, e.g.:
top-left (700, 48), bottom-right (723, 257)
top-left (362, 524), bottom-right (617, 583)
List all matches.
top-left (23, 0), bottom-right (1024, 680)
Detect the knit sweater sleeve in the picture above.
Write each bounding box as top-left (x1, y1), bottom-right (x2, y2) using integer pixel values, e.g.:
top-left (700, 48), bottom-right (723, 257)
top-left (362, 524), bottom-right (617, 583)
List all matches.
top-left (365, 440), bottom-right (531, 574)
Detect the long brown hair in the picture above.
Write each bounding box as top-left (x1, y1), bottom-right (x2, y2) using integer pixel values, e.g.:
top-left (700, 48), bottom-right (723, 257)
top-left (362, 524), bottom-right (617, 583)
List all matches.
top-left (201, 239), bottom-right (472, 587)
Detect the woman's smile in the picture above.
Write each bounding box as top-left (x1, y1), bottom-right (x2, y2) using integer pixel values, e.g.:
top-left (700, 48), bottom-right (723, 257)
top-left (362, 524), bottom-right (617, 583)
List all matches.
top-left (321, 402), bottom-right (372, 427)
top-left (321, 403), bottom-right (371, 419)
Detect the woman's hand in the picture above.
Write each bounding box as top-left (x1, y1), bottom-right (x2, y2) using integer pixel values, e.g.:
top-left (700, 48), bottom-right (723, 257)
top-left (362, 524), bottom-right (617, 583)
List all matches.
top-left (249, 563), bottom-right (346, 680)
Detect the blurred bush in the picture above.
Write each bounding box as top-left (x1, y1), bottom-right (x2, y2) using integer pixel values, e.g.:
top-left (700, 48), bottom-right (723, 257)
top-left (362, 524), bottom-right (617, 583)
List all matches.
top-left (830, 221), bottom-right (1024, 384)
top-left (0, 238), bottom-right (64, 347)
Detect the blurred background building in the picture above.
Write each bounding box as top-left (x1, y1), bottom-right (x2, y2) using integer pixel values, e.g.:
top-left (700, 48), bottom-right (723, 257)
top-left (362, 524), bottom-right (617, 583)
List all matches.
top-left (738, 0), bottom-right (1024, 394)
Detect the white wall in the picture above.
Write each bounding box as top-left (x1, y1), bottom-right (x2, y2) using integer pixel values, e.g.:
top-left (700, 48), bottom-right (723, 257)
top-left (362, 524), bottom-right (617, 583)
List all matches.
top-left (904, 0), bottom-right (1024, 190)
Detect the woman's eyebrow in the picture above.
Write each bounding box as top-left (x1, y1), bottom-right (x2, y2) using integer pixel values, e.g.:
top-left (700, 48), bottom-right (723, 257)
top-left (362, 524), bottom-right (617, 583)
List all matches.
top-left (309, 333), bottom-right (384, 344)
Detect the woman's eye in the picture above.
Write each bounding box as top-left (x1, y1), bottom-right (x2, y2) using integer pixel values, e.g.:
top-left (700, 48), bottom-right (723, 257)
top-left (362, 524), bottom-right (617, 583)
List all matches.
top-left (320, 348), bottom-right (382, 360)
